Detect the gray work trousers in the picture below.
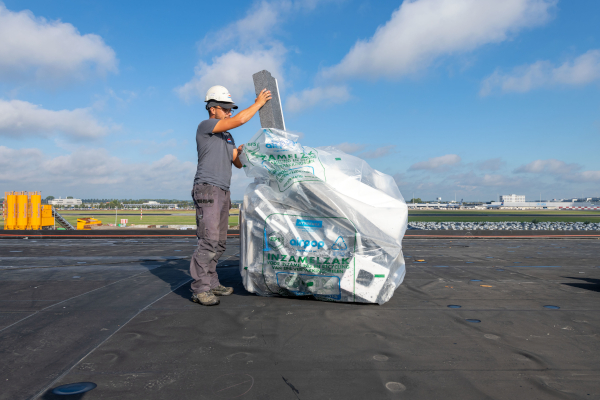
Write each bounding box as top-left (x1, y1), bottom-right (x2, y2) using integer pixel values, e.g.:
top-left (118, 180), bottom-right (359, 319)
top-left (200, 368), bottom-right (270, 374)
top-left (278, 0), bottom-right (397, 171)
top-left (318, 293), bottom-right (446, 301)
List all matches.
top-left (190, 183), bottom-right (231, 294)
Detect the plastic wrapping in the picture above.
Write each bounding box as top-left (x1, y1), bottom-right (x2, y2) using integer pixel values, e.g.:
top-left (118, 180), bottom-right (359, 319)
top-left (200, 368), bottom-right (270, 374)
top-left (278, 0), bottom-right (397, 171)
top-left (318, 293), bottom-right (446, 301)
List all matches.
top-left (239, 128), bottom-right (408, 304)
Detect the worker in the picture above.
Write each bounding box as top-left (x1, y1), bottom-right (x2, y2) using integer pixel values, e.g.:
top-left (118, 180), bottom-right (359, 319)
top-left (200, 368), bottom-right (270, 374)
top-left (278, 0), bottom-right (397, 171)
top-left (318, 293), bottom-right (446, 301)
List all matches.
top-left (190, 85), bottom-right (272, 306)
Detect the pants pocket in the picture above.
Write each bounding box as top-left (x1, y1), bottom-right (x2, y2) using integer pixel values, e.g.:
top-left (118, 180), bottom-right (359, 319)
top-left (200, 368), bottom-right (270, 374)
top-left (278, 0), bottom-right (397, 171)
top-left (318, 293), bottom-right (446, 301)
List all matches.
top-left (194, 184), bottom-right (215, 207)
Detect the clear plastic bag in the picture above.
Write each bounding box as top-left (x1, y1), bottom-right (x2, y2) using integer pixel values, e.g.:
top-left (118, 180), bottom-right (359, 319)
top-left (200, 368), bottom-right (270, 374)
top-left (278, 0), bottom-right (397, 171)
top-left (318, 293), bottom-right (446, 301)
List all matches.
top-left (239, 128), bottom-right (408, 304)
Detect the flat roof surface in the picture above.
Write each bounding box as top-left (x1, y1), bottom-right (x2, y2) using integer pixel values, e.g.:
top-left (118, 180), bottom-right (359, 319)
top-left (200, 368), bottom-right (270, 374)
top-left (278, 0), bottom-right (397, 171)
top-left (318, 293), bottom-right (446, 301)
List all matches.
top-left (1, 238), bottom-right (599, 399)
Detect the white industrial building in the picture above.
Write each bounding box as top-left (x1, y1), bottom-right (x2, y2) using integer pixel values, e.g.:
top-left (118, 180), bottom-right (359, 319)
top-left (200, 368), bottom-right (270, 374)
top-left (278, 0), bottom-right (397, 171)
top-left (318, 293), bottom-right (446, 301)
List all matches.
top-left (488, 201), bottom-right (599, 209)
top-left (122, 201), bottom-right (178, 209)
top-left (49, 197), bottom-right (82, 207)
top-left (500, 194), bottom-right (526, 203)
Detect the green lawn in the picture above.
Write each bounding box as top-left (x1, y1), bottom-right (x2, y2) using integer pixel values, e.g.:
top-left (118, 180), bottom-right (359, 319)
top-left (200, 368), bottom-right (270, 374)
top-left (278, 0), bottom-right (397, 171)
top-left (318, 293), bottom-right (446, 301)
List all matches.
top-left (2, 208), bottom-right (598, 228)
top-left (1, 209), bottom-right (240, 228)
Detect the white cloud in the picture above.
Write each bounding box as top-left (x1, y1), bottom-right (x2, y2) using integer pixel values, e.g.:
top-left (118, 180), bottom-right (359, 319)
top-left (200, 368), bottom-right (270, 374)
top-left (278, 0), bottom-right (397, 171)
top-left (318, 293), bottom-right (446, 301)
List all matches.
top-left (398, 156), bottom-right (599, 200)
top-left (178, 1), bottom-right (291, 103)
top-left (199, 1), bottom-right (282, 53)
top-left (480, 49), bottom-right (600, 95)
top-left (514, 158), bottom-right (600, 183)
top-left (0, 99), bottom-right (110, 139)
top-left (392, 172), bottom-right (408, 187)
top-left (114, 138), bottom-right (179, 155)
top-left (328, 142), bottom-right (394, 158)
top-left (0, 146), bottom-right (44, 181)
top-left (175, 45), bottom-right (286, 103)
top-left (107, 88), bottom-right (138, 105)
top-left (514, 158), bottom-right (580, 174)
top-left (198, 0), bottom-right (337, 53)
top-left (0, 3), bottom-right (117, 83)
top-left (359, 145), bottom-right (396, 159)
top-left (573, 171), bottom-right (600, 182)
top-left (451, 172), bottom-right (516, 188)
top-left (286, 85), bottom-right (351, 113)
top-left (230, 168), bottom-right (255, 200)
top-left (178, 1), bottom-right (338, 104)
top-left (476, 158), bottom-right (506, 171)
top-left (333, 142), bottom-right (367, 154)
top-left (323, 0), bottom-right (555, 80)
top-left (0, 145), bottom-right (196, 197)
top-left (0, 145), bottom-right (265, 199)
top-left (409, 154), bottom-right (461, 170)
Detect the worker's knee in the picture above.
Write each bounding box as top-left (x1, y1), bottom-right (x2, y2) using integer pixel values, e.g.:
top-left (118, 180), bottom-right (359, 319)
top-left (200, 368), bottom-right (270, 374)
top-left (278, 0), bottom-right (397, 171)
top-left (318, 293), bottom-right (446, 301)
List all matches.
top-left (198, 238), bottom-right (219, 253)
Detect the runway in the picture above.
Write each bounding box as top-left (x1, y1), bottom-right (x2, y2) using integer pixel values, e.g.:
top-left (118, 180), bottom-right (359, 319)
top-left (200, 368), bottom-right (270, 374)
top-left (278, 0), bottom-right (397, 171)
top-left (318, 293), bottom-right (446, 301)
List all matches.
top-left (0, 238), bottom-right (598, 399)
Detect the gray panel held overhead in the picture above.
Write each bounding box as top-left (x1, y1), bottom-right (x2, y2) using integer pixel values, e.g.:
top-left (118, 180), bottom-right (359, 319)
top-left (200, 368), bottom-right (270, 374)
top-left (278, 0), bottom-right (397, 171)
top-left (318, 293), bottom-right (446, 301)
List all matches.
top-left (252, 70), bottom-right (286, 130)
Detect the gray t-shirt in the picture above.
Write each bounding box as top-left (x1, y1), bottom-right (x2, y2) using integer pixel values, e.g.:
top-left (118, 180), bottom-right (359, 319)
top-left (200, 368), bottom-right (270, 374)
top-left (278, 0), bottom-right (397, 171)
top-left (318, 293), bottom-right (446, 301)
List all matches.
top-left (193, 119), bottom-right (236, 191)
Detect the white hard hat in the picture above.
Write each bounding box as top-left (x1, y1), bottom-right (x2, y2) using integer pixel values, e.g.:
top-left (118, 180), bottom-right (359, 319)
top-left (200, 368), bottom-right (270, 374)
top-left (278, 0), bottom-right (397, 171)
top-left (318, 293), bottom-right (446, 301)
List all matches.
top-left (205, 85), bottom-right (235, 103)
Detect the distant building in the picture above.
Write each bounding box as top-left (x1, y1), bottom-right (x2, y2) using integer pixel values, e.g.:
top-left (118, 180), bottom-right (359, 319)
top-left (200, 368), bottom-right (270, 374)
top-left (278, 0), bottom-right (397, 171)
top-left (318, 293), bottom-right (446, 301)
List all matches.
top-left (143, 201), bottom-right (160, 206)
top-left (500, 194), bottom-right (525, 203)
top-left (122, 201), bottom-right (178, 209)
top-left (488, 201), bottom-right (599, 209)
top-left (49, 197), bottom-right (82, 207)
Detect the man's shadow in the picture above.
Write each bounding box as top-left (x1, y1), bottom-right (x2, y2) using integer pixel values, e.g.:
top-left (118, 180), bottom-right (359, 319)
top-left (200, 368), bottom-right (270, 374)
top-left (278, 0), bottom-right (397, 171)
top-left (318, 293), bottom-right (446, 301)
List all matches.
top-left (41, 389), bottom-right (87, 400)
top-left (42, 392), bottom-right (87, 399)
top-left (562, 277), bottom-right (600, 293)
top-left (141, 257), bottom-right (253, 301)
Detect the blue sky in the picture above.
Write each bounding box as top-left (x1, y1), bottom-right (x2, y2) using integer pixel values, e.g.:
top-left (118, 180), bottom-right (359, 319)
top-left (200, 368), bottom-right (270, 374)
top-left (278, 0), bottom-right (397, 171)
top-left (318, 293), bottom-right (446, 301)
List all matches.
top-left (0, 0), bottom-right (599, 201)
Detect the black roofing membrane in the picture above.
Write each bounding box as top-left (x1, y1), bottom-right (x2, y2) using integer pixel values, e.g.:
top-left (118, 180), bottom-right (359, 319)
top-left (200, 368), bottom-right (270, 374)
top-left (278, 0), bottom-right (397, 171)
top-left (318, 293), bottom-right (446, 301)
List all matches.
top-left (0, 238), bottom-right (598, 399)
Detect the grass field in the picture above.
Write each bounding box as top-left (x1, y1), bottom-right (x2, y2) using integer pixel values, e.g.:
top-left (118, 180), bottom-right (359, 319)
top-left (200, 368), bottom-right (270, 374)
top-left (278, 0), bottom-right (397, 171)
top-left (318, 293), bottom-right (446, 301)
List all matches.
top-left (57, 210), bottom-right (240, 227)
top-left (1, 208), bottom-right (599, 229)
top-left (0, 209), bottom-right (240, 228)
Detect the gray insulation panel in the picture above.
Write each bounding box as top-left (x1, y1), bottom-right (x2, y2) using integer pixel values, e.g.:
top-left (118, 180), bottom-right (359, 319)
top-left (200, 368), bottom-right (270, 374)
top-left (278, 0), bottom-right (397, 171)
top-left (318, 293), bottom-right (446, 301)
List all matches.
top-left (252, 70), bottom-right (285, 130)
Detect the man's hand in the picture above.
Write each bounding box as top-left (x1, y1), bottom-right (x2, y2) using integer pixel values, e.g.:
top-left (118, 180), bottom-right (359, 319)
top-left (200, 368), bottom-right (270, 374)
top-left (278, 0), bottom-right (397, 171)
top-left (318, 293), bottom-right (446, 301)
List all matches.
top-left (233, 144), bottom-right (244, 169)
top-left (255, 89), bottom-right (272, 107)
top-left (213, 89), bottom-right (273, 133)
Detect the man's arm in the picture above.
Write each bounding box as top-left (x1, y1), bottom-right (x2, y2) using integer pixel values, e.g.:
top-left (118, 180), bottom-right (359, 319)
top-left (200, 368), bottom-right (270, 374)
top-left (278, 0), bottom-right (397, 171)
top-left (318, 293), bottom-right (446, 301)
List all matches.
top-left (213, 89), bottom-right (272, 133)
top-left (232, 144), bottom-right (244, 169)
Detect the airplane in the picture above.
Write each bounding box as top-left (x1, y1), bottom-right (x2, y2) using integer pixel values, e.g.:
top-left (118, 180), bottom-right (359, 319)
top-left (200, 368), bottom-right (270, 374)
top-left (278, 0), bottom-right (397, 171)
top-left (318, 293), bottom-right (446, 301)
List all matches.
top-left (446, 199), bottom-right (464, 209)
top-left (486, 201), bottom-right (504, 209)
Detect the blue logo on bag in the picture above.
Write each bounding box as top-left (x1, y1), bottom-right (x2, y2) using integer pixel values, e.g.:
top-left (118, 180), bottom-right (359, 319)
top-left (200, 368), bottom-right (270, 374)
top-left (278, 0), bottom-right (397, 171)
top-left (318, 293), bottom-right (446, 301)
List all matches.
top-left (290, 238), bottom-right (325, 249)
top-left (265, 131), bottom-right (296, 151)
top-left (296, 219), bottom-right (322, 228)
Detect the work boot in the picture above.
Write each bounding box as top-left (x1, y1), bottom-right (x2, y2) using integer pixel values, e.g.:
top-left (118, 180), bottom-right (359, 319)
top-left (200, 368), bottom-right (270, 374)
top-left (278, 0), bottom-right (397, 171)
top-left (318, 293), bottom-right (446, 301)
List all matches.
top-left (191, 291), bottom-right (220, 306)
top-left (211, 285), bottom-right (234, 296)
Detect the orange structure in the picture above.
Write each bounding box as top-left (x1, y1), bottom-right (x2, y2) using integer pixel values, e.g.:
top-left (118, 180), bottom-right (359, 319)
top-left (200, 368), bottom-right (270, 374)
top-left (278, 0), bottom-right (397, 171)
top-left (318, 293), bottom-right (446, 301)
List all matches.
top-left (77, 218), bottom-right (102, 230)
top-left (3, 192), bottom-right (17, 230)
top-left (41, 205), bottom-right (54, 228)
top-left (29, 191), bottom-right (42, 230)
top-left (2, 191), bottom-right (54, 230)
top-left (16, 192), bottom-right (28, 230)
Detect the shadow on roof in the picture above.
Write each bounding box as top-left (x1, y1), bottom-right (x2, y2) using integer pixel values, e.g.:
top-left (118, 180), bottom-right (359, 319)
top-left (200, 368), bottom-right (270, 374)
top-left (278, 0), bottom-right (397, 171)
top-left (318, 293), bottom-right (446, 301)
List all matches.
top-left (561, 277), bottom-right (600, 293)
